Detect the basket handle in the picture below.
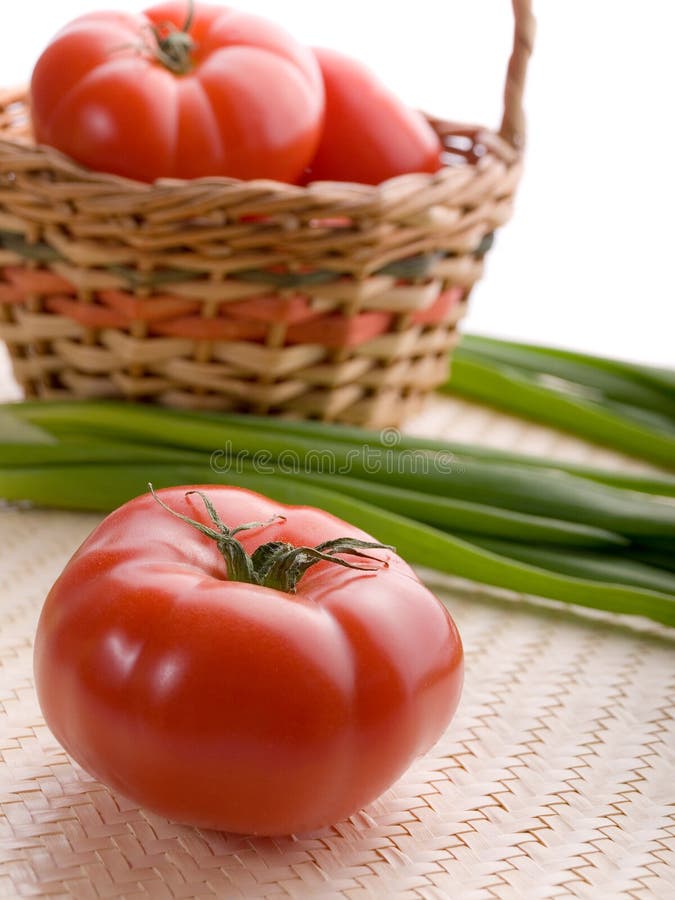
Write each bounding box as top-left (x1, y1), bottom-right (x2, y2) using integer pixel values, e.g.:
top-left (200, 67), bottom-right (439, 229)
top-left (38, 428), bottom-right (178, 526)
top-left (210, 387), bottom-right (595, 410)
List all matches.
top-left (499, 0), bottom-right (536, 149)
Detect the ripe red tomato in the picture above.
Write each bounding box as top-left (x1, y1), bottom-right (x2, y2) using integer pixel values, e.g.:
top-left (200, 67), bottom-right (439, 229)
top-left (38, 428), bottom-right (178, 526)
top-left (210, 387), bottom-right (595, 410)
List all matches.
top-left (303, 47), bottom-right (444, 185)
top-left (34, 485), bottom-right (463, 835)
top-left (29, 2), bottom-right (325, 183)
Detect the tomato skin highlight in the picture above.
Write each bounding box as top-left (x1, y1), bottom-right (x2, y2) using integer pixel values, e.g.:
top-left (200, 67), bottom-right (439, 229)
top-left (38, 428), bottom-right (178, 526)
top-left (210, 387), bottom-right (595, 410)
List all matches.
top-left (34, 486), bottom-right (463, 835)
top-left (29, 3), bottom-right (325, 184)
top-left (303, 47), bottom-right (444, 185)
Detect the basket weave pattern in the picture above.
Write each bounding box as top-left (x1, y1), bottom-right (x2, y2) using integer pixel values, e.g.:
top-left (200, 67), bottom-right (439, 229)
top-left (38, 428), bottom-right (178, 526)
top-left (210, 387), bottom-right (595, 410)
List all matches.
top-left (0, 2), bottom-right (534, 428)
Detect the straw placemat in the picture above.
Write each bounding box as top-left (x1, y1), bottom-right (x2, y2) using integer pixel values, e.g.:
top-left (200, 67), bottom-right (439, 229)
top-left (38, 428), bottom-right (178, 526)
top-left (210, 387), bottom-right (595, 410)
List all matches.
top-left (1, 355), bottom-right (674, 899)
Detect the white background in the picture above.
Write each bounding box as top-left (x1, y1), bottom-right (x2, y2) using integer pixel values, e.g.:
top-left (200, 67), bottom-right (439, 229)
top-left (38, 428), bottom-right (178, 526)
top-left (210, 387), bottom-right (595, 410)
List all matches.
top-left (3, 0), bottom-right (674, 367)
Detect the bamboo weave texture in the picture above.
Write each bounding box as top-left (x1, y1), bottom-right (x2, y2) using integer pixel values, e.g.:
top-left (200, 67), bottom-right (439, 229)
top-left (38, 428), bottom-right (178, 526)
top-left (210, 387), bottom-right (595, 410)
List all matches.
top-left (1, 389), bottom-right (673, 899)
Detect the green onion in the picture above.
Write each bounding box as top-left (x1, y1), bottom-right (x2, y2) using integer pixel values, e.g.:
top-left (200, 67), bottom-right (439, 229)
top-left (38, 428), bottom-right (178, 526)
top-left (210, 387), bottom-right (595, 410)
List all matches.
top-left (456, 335), bottom-right (675, 418)
top-left (181, 405), bottom-right (675, 495)
top-left (461, 535), bottom-right (675, 596)
top-left (1, 432), bottom-right (649, 550)
top-left (441, 335), bottom-right (675, 469)
top-left (12, 396), bottom-right (675, 494)
top-left (294, 471), bottom-right (628, 548)
top-left (1, 458), bottom-right (673, 627)
top-left (1, 399), bottom-right (673, 628)
top-left (9, 402), bottom-right (675, 540)
top-left (628, 546), bottom-right (675, 574)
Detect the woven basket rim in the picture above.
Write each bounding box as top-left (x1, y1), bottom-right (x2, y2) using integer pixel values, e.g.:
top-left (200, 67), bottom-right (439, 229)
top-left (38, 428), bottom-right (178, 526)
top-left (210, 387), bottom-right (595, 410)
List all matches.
top-left (0, 87), bottom-right (520, 205)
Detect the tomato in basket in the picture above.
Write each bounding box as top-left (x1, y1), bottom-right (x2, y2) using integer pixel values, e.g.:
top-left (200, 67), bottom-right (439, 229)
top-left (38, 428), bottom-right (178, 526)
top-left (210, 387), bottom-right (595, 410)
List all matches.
top-left (302, 47), bottom-right (444, 185)
top-left (33, 485), bottom-right (463, 835)
top-left (29, 2), bottom-right (325, 184)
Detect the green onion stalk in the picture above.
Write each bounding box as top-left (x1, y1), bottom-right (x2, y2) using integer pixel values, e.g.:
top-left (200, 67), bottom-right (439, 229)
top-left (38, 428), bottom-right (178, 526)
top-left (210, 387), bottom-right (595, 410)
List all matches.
top-left (1, 398), bottom-right (674, 627)
top-left (441, 334), bottom-right (675, 469)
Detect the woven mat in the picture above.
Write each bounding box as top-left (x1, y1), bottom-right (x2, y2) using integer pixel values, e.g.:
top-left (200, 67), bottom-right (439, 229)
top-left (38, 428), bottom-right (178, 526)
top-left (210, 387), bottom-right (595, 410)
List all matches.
top-left (1, 353), bottom-right (674, 899)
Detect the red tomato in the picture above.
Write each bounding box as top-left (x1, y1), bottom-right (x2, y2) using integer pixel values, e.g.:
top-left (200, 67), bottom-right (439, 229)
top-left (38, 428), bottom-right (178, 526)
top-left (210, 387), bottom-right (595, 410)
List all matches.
top-left (303, 47), bottom-right (444, 185)
top-left (29, 2), bottom-right (324, 183)
top-left (34, 485), bottom-right (463, 835)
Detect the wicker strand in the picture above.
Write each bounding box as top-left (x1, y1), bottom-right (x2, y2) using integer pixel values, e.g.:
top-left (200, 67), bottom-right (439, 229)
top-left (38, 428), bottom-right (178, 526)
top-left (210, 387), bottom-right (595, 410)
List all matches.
top-left (500, 0), bottom-right (536, 149)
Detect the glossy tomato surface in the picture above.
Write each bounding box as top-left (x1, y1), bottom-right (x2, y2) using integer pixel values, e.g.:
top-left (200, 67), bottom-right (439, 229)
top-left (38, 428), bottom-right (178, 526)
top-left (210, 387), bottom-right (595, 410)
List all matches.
top-left (303, 47), bottom-right (443, 185)
top-left (34, 486), bottom-right (463, 835)
top-left (29, 2), bottom-right (324, 183)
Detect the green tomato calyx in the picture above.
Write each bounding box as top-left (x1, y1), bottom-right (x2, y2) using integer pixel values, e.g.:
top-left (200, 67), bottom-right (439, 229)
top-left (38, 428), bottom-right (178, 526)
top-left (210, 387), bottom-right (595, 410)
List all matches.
top-left (151, 1), bottom-right (196, 75)
top-left (149, 484), bottom-right (392, 593)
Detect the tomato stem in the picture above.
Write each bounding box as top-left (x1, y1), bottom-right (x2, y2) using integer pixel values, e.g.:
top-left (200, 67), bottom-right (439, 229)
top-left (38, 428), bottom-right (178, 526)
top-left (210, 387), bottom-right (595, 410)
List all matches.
top-left (182, 0), bottom-right (195, 34)
top-left (151, 0), bottom-right (196, 75)
top-left (149, 484), bottom-right (391, 593)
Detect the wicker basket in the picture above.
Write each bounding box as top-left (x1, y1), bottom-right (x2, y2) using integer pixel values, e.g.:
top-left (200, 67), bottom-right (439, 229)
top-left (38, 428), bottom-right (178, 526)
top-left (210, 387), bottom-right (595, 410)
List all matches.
top-left (0, 1), bottom-right (534, 429)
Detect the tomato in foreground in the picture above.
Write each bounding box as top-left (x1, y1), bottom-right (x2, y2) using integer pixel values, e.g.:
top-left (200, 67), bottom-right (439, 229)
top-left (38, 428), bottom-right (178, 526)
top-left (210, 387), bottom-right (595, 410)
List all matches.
top-left (34, 485), bottom-right (463, 835)
top-left (303, 47), bottom-right (444, 185)
top-left (29, 2), bottom-right (325, 183)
